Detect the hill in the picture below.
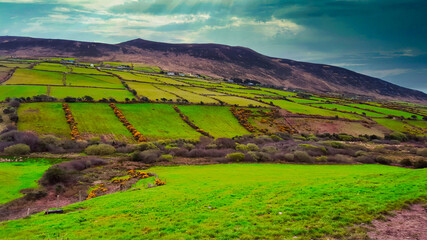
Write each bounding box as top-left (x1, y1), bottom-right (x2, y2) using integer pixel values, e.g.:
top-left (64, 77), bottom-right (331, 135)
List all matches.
top-left (1, 36), bottom-right (426, 103)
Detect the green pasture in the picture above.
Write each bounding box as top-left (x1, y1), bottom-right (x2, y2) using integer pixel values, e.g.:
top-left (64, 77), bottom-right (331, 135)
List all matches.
top-left (181, 86), bottom-right (222, 96)
top-left (374, 118), bottom-right (423, 134)
top-left (32, 63), bottom-right (69, 72)
top-left (69, 103), bottom-right (134, 142)
top-left (288, 97), bottom-right (320, 104)
top-left (49, 87), bottom-right (134, 101)
top-left (267, 99), bottom-right (364, 120)
top-left (259, 88), bottom-right (298, 97)
top-left (349, 104), bottom-right (422, 119)
top-left (316, 104), bottom-right (386, 117)
top-left (125, 82), bottom-right (179, 101)
top-left (0, 61), bottom-right (32, 68)
top-left (178, 105), bottom-right (250, 138)
top-left (69, 67), bottom-right (108, 75)
top-left (18, 103), bottom-right (70, 137)
top-left (407, 120), bottom-right (427, 129)
top-left (179, 79), bottom-right (222, 88)
top-left (0, 161), bottom-right (52, 204)
top-left (156, 85), bottom-right (218, 104)
top-left (1, 164), bottom-right (425, 239)
top-left (153, 76), bottom-right (190, 86)
top-left (5, 69), bottom-right (63, 86)
top-left (105, 71), bottom-right (160, 83)
top-left (0, 85), bottom-right (47, 100)
top-left (116, 103), bottom-right (202, 140)
top-left (65, 74), bottom-right (124, 89)
top-left (215, 95), bottom-right (270, 107)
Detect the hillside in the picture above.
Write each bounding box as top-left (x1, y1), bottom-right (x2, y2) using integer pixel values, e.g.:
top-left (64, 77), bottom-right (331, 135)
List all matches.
top-left (1, 36), bottom-right (426, 103)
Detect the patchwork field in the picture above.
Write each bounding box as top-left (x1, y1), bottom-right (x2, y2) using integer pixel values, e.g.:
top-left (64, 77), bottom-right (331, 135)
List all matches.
top-left (0, 164), bottom-right (425, 239)
top-left (316, 103), bottom-right (386, 117)
top-left (0, 161), bottom-right (52, 204)
top-left (288, 97), bottom-right (320, 104)
top-left (65, 74), bottom-right (124, 89)
top-left (348, 104), bottom-right (422, 119)
top-left (267, 99), bottom-right (364, 120)
top-left (178, 105), bottom-right (250, 138)
top-left (32, 63), bottom-right (69, 72)
top-left (105, 71), bottom-right (161, 83)
top-left (49, 87), bottom-right (134, 101)
top-left (18, 103), bottom-right (70, 137)
top-left (373, 118), bottom-right (423, 134)
top-left (125, 82), bottom-right (178, 101)
top-left (117, 103), bottom-right (202, 140)
top-left (5, 69), bottom-right (63, 86)
top-left (215, 95), bottom-right (270, 107)
top-left (69, 103), bottom-right (134, 141)
top-left (69, 67), bottom-right (108, 75)
top-left (156, 85), bottom-right (218, 104)
top-left (0, 85), bottom-right (47, 100)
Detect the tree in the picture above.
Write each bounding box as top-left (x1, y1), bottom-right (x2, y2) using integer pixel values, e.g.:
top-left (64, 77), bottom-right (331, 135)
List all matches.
top-left (83, 95), bottom-right (94, 102)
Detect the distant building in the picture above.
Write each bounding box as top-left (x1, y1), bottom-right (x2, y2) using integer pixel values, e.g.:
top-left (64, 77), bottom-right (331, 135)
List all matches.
top-left (179, 73), bottom-right (185, 77)
top-left (167, 72), bottom-right (175, 76)
top-left (90, 64), bottom-right (94, 67)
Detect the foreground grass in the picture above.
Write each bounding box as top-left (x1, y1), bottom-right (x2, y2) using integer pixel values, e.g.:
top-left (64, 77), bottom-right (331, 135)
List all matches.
top-left (0, 161), bottom-right (52, 204)
top-left (1, 164), bottom-right (425, 239)
top-left (0, 85), bottom-right (47, 101)
top-left (49, 86), bottom-right (134, 101)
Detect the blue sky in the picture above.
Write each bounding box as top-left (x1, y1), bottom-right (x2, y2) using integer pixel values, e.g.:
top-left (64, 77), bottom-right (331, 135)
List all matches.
top-left (0, 0), bottom-right (426, 92)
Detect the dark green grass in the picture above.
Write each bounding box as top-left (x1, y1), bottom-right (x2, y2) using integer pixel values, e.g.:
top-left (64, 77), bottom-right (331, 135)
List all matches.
top-left (65, 74), bottom-right (124, 89)
top-left (178, 105), bottom-right (250, 138)
top-left (0, 164), bottom-right (425, 239)
top-left (49, 87), bottom-right (134, 101)
top-left (117, 103), bottom-right (202, 140)
top-left (316, 103), bottom-right (386, 117)
top-left (18, 103), bottom-right (70, 137)
top-left (348, 104), bottom-right (422, 119)
top-left (0, 161), bottom-right (52, 204)
top-left (0, 85), bottom-right (47, 100)
top-left (69, 103), bottom-right (134, 141)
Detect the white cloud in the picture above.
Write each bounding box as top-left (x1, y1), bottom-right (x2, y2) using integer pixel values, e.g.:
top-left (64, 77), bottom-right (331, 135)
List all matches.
top-left (360, 68), bottom-right (411, 78)
top-left (331, 63), bottom-right (366, 67)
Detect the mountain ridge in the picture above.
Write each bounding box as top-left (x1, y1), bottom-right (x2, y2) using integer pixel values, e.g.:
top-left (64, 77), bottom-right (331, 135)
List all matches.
top-left (1, 36), bottom-right (425, 103)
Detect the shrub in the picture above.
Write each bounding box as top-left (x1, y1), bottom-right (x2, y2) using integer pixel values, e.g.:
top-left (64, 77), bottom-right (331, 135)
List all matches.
top-left (354, 150), bottom-right (367, 157)
top-left (294, 151), bottom-right (313, 163)
top-left (329, 141), bottom-right (345, 149)
top-left (387, 132), bottom-right (408, 142)
top-left (261, 146), bottom-right (277, 153)
top-left (158, 154), bottom-right (173, 162)
top-left (338, 134), bottom-right (353, 141)
top-left (375, 156), bottom-right (391, 165)
top-left (236, 144), bottom-right (249, 151)
top-left (246, 143), bottom-right (259, 151)
top-left (413, 159), bottom-right (427, 169)
top-left (136, 142), bottom-right (158, 151)
top-left (284, 153), bottom-right (295, 162)
top-left (270, 135), bottom-right (282, 142)
top-left (4, 143), bottom-right (31, 155)
top-left (85, 144), bottom-right (116, 155)
top-left (328, 154), bottom-right (352, 163)
top-left (182, 143), bottom-right (195, 150)
top-left (316, 156), bottom-right (328, 162)
top-left (89, 137), bottom-right (101, 145)
top-left (245, 151), bottom-right (258, 162)
top-left (226, 152), bottom-right (245, 162)
top-left (43, 166), bottom-right (69, 185)
top-left (416, 148), bottom-right (427, 157)
top-left (215, 138), bottom-right (236, 149)
top-left (131, 150), bottom-right (161, 163)
top-left (8, 100), bottom-right (20, 108)
top-left (400, 158), bottom-right (412, 166)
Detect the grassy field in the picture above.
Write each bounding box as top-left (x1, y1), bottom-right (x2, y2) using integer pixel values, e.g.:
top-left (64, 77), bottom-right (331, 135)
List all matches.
top-left (156, 85), bottom-right (218, 104)
top-left (125, 82), bottom-right (179, 101)
top-left (215, 95), bottom-right (270, 107)
top-left (65, 74), bottom-right (124, 89)
top-left (69, 67), bottom-right (108, 75)
top-left (117, 103), bottom-right (202, 140)
top-left (32, 63), bottom-right (70, 72)
top-left (5, 69), bottom-right (63, 86)
top-left (178, 105), bottom-right (250, 138)
top-left (0, 85), bottom-right (47, 100)
top-left (180, 86), bottom-right (222, 96)
top-left (316, 103), bottom-right (386, 117)
top-left (373, 118), bottom-right (422, 134)
top-left (154, 76), bottom-right (190, 86)
top-left (407, 120), bottom-right (427, 129)
top-left (267, 99), bottom-right (364, 120)
top-left (288, 97), bottom-right (320, 104)
top-left (0, 61), bottom-right (32, 68)
top-left (259, 88), bottom-right (298, 97)
top-left (0, 161), bottom-right (52, 204)
top-left (104, 71), bottom-right (161, 83)
top-left (348, 104), bottom-right (422, 119)
top-left (1, 164), bottom-right (425, 239)
top-left (69, 103), bottom-right (134, 141)
top-left (49, 87), bottom-right (134, 101)
top-left (18, 103), bottom-right (70, 137)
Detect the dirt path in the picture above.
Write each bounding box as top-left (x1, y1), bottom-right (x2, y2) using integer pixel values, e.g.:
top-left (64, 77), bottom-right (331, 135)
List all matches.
top-left (368, 204), bottom-right (427, 240)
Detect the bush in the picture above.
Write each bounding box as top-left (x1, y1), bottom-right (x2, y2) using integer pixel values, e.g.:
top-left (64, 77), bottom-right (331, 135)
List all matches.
top-left (43, 166), bottom-right (69, 185)
top-left (294, 151), bottom-right (313, 163)
top-left (413, 159), bottom-right (427, 169)
top-left (4, 143), bottom-right (31, 155)
top-left (158, 154), bottom-right (173, 162)
top-left (284, 153), bottom-right (295, 162)
top-left (215, 138), bottom-right (236, 149)
top-left (387, 132), bottom-right (408, 142)
top-left (131, 150), bottom-right (161, 163)
top-left (226, 152), bottom-right (245, 162)
top-left (329, 141), bottom-right (346, 149)
top-left (236, 144), bottom-right (249, 151)
top-left (328, 154), bottom-right (352, 163)
top-left (375, 156), bottom-right (391, 165)
top-left (354, 150), bottom-right (367, 157)
top-left (270, 135), bottom-right (282, 142)
top-left (85, 144), bottom-right (116, 155)
top-left (136, 142), bottom-right (158, 151)
top-left (88, 137), bottom-right (101, 145)
top-left (261, 146), bottom-right (277, 153)
top-left (416, 148), bottom-right (427, 157)
top-left (316, 156), bottom-right (328, 162)
top-left (246, 143), bottom-right (259, 151)
top-left (182, 143), bottom-right (195, 150)
top-left (400, 158), bottom-right (412, 166)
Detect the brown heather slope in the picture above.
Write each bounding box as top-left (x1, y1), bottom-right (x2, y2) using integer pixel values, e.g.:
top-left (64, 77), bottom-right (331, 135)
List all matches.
top-left (1, 36), bottom-right (426, 103)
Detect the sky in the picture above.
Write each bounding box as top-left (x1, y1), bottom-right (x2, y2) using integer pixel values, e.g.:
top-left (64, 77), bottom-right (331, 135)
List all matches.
top-left (0, 0), bottom-right (426, 93)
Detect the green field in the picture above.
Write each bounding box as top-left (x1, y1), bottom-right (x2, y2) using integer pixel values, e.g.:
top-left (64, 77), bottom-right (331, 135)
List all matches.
top-left (18, 103), bottom-right (70, 137)
top-left (267, 99), bottom-right (364, 120)
top-left (32, 63), bottom-right (70, 72)
top-left (0, 61), bottom-right (32, 68)
top-left (0, 85), bottom-right (47, 100)
top-left (373, 118), bottom-right (422, 134)
top-left (5, 69), bottom-right (63, 85)
top-left (178, 105), bottom-right (250, 138)
top-left (69, 103), bottom-right (134, 141)
top-left (407, 120), bottom-right (427, 129)
top-left (104, 71), bottom-right (161, 83)
top-left (259, 88), bottom-right (298, 97)
top-left (349, 104), bottom-right (422, 119)
top-left (1, 164), bottom-right (425, 239)
top-left (69, 67), bottom-right (108, 75)
top-left (49, 87), bottom-right (134, 101)
top-left (288, 97), bottom-right (320, 104)
top-left (316, 103), bottom-right (386, 117)
top-left (180, 86), bottom-right (222, 96)
top-left (117, 103), bottom-right (202, 140)
top-left (156, 85), bottom-right (218, 104)
top-left (65, 74), bottom-right (124, 89)
top-left (215, 95), bottom-right (270, 107)
top-left (154, 76), bottom-right (190, 86)
top-left (0, 161), bottom-right (52, 204)
top-left (125, 82), bottom-right (179, 101)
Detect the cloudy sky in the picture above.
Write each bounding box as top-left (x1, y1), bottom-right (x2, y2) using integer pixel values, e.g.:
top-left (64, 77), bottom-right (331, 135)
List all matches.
top-left (0, 0), bottom-right (426, 92)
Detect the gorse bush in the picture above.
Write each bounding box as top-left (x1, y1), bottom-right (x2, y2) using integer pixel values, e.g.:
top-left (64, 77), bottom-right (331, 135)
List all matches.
top-left (226, 153), bottom-right (245, 162)
top-left (85, 144), bottom-right (116, 155)
top-left (4, 143), bottom-right (31, 155)
top-left (294, 151), bottom-right (313, 163)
